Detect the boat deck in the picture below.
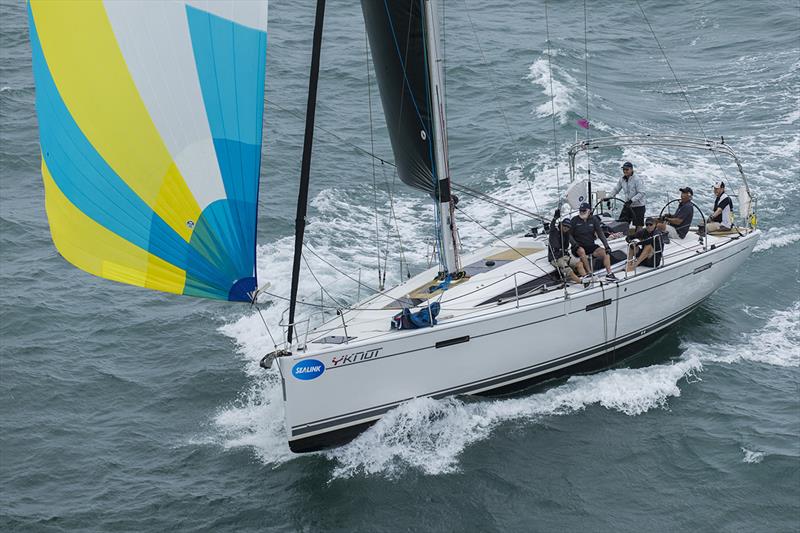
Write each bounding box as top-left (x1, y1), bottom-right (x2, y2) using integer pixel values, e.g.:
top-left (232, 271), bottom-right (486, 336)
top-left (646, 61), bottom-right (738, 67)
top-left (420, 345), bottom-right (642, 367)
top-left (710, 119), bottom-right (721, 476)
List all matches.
top-left (294, 226), bottom-right (753, 353)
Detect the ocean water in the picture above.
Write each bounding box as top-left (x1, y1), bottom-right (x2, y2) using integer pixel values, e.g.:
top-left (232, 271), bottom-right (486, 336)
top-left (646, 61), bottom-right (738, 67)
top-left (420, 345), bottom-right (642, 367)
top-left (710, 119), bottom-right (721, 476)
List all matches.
top-left (2, 0), bottom-right (799, 531)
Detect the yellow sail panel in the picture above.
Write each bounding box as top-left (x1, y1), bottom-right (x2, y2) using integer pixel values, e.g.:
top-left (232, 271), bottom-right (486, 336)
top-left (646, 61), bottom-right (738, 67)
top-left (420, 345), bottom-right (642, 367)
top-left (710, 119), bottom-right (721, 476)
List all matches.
top-left (30, 0), bottom-right (199, 241)
top-left (43, 160), bottom-right (187, 295)
top-left (29, 0), bottom-right (267, 302)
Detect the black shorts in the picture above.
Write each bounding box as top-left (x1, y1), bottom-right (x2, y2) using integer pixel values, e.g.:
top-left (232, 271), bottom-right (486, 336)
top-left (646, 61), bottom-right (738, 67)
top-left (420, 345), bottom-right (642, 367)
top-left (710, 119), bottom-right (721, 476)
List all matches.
top-left (574, 242), bottom-right (599, 255)
top-left (636, 246), bottom-right (661, 268)
top-left (619, 205), bottom-right (646, 227)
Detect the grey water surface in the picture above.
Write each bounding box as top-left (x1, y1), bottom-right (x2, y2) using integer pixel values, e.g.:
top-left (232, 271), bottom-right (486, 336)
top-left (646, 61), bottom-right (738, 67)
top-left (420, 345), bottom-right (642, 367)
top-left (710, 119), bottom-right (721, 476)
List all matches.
top-left (2, 0), bottom-right (798, 531)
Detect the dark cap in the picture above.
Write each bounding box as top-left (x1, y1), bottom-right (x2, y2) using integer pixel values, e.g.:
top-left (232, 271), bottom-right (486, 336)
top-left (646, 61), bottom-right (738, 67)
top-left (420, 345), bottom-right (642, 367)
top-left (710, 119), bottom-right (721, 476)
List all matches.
top-left (579, 202), bottom-right (591, 211)
top-left (561, 217), bottom-right (572, 226)
top-left (621, 162), bottom-right (634, 169)
top-left (645, 216), bottom-right (656, 225)
top-left (679, 186), bottom-right (694, 195)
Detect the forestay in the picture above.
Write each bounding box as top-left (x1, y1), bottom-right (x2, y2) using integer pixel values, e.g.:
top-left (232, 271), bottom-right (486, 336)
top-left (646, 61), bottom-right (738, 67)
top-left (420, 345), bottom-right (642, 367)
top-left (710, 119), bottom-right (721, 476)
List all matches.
top-left (28, 0), bottom-right (268, 302)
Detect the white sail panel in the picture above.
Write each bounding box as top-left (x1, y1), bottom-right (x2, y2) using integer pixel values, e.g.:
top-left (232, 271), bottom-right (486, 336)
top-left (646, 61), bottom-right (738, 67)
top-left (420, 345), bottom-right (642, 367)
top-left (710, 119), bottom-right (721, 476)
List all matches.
top-left (29, 0), bottom-right (268, 302)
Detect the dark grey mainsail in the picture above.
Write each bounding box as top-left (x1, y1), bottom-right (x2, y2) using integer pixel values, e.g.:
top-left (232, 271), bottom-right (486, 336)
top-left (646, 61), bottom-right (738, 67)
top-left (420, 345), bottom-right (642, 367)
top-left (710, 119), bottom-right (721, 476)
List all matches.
top-left (362, 0), bottom-right (438, 196)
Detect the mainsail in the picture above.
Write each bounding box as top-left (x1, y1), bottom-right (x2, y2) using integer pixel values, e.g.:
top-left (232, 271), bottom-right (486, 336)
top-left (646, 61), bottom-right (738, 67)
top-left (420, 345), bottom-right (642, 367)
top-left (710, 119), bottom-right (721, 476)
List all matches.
top-left (28, 1), bottom-right (268, 302)
top-left (362, 0), bottom-right (439, 196)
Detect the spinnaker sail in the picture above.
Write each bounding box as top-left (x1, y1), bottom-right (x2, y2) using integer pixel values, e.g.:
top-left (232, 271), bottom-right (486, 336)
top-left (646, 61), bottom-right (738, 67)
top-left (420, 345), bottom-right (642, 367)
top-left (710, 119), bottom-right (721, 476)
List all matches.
top-left (362, 0), bottom-right (439, 196)
top-left (28, 0), bottom-right (268, 302)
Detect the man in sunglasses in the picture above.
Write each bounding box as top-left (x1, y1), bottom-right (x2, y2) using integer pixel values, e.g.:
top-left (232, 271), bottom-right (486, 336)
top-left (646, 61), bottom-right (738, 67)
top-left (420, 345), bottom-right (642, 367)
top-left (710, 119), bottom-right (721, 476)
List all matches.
top-left (625, 216), bottom-right (665, 272)
top-left (570, 202), bottom-right (617, 281)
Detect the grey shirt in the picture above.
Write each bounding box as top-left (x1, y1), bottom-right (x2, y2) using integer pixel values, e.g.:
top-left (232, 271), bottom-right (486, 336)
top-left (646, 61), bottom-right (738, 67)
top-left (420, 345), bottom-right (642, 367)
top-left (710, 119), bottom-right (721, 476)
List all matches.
top-left (609, 175), bottom-right (646, 207)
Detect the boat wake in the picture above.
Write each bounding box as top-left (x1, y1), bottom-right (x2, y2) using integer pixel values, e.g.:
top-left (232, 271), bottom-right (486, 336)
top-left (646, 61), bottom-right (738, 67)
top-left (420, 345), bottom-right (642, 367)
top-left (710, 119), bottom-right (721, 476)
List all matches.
top-left (752, 225), bottom-right (800, 254)
top-left (210, 300), bottom-right (798, 477)
top-left (681, 302), bottom-right (800, 368)
top-left (325, 301), bottom-right (798, 479)
top-left (527, 56), bottom-right (578, 125)
top-left (326, 357), bottom-right (703, 479)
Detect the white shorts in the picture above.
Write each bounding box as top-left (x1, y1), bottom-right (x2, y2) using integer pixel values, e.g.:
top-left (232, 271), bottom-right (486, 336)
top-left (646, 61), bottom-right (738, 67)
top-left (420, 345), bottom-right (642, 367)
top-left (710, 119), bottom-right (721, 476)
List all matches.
top-left (551, 255), bottom-right (580, 277)
top-left (705, 222), bottom-right (730, 233)
top-left (666, 225), bottom-right (684, 240)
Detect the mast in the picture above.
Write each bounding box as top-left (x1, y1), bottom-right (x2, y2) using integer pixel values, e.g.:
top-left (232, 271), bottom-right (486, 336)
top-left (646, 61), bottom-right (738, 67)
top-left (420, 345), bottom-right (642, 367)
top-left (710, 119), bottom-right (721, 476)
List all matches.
top-left (288, 0), bottom-right (326, 346)
top-left (422, 0), bottom-right (460, 276)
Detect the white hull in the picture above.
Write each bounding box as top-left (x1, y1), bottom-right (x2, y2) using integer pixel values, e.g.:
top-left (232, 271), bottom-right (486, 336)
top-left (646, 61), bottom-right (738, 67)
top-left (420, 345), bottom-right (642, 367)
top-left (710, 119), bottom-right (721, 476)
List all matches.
top-left (277, 230), bottom-right (759, 452)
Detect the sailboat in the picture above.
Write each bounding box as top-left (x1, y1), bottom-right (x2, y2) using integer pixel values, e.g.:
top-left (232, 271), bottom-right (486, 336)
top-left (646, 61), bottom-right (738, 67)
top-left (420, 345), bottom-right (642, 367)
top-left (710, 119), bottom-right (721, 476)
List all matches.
top-left (29, 0), bottom-right (759, 454)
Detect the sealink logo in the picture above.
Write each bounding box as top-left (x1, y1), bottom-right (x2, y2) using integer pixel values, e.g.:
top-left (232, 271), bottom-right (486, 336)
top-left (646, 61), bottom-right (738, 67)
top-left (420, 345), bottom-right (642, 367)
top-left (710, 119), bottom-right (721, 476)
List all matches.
top-left (292, 359), bottom-right (325, 381)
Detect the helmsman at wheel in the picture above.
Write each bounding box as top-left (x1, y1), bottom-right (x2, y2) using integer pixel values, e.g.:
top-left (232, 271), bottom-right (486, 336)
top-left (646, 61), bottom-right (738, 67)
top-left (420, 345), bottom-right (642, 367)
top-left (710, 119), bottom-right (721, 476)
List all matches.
top-left (609, 161), bottom-right (646, 232)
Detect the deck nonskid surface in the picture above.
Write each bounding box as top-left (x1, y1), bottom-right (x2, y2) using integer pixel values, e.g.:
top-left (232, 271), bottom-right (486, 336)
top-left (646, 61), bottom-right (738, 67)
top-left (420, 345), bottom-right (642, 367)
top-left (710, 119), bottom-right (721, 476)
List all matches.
top-left (300, 229), bottom-right (748, 351)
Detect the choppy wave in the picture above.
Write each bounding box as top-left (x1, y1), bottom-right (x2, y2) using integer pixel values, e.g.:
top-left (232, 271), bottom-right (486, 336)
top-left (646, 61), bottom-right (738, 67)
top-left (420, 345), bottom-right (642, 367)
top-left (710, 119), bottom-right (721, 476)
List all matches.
top-left (527, 56), bottom-right (578, 125)
top-left (741, 447), bottom-right (765, 464)
top-left (752, 226), bottom-right (800, 253)
top-left (682, 302), bottom-right (800, 368)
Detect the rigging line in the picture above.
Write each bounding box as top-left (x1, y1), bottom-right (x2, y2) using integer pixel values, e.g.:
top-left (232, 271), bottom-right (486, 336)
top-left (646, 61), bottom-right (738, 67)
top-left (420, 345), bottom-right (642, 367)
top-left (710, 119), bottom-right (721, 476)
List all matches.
top-left (522, 173), bottom-right (543, 224)
top-left (454, 205), bottom-right (551, 277)
top-left (365, 29), bottom-right (383, 288)
top-left (452, 183), bottom-right (548, 223)
top-left (379, 164), bottom-right (393, 284)
top-left (265, 98), bottom-right (397, 168)
top-left (462, 0), bottom-right (517, 145)
top-left (252, 303), bottom-right (279, 348)
top-left (441, 0), bottom-right (446, 103)
top-left (301, 251), bottom-right (346, 308)
top-left (302, 243), bottom-right (385, 298)
top-left (256, 289), bottom-right (337, 310)
top-left (582, 0), bottom-right (592, 180)
top-left (543, 0), bottom-right (563, 203)
top-left (269, 97), bottom-right (542, 225)
top-left (462, 0), bottom-right (545, 224)
top-left (385, 165), bottom-right (412, 279)
top-left (634, 0), bottom-right (728, 179)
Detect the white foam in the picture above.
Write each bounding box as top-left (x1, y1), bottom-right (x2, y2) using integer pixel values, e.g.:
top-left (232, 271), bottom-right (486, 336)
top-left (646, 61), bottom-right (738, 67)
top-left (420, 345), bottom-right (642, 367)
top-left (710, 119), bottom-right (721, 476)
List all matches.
top-left (753, 226), bottom-right (800, 253)
top-left (780, 108), bottom-right (800, 125)
top-left (526, 56), bottom-right (578, 125)
top-left (683, 302), bottom-right (800, 368)
top-left (327, 357), bottom-right (703, 479)
top-left (212, 369), bottom-right (296, 465)
top-left (741, 447), bottom-right (765, 464)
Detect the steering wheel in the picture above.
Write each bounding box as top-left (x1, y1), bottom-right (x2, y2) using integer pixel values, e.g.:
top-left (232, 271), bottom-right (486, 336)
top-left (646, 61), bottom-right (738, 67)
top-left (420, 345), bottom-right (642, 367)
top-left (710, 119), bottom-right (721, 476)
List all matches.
top-left (659, 200), bottom-right (707, 225)
top-left (593, 196), bottom-right (625, 219)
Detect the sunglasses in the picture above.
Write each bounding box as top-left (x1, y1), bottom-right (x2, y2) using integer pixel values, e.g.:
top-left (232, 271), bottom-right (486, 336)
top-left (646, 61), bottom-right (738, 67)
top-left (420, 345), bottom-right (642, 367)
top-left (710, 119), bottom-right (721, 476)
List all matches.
top-left (646, 222), bottom-right (654, 226)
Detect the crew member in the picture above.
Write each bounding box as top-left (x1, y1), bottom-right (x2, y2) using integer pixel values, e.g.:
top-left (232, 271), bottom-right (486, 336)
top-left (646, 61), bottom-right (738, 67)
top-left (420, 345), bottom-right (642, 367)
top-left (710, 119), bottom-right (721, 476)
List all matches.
top-left (571, 202), bottom-right (617, 281)
top-left (704, 181), bottom-right (733, 232)
top-left (548, 210), bottom-right (587, 284)
top-left (625, 216), bottom-right (665, 272)
top-left (609, 161), bottom-right (646, 232)
top-left (664, 187), bottom-right (694, 239)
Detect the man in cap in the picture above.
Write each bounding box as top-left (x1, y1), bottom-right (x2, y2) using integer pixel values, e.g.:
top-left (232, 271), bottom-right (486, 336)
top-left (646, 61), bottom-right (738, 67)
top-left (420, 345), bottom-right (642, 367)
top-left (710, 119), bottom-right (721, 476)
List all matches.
top-left (570, 202), bottom-right (617, 281)
top-left (625, 216), bottom-right (665, 272)
top-left (704, 181), bottom-right (733, 232)
top-left (608, 161), bottom-right (646, 232)
top-left (664, 186), bottom-right (695, 239)
top-left (548, 210), bottom-right (587, 284)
